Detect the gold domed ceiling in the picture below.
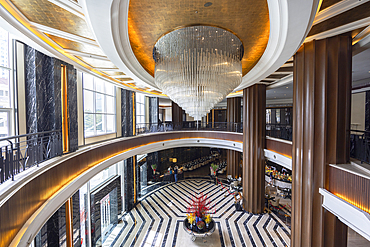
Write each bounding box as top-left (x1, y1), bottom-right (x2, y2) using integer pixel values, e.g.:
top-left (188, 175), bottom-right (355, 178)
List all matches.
top-left (128, 0), bottom-right (270, 77)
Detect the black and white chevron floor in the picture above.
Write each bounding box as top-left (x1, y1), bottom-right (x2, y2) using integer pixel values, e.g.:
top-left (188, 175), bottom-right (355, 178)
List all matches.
top-left (104, 180), bottom-right (291, 247)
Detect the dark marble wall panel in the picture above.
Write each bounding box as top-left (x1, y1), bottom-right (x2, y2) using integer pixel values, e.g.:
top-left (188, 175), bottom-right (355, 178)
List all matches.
top-left (24, 44), bottom-right (77, 154)
top-left (24, 46), bottom-right (38, 134)
top-left (58, 204), bottom-right (67, 247)
top-left (72, 191), bottom-right (81, 247)
top-left (34, 224), bottom-right (47, 247)
top-left (36, 54), bottom-right (53, 132)
top-left (147, 152), bottom-right (159, 180)
top-left (52, 58), bottom-right (62, 132)
top-left (46, 204), bottom-right (64, 247)
top-left (149, 97), bottom-right (159, 125)
top-left (123, 157), bottom-right (135, 211)
top-left (90, 176), bottom-right (121, 246)
top-left (121, 89), bottom-right (135, 137)
top-left (67, 64), bottom-right (78, 152)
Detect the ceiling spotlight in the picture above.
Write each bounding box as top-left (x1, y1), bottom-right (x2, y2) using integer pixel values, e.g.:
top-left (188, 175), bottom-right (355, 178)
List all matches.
top-left (286, 87), bottom-right (288, 88)
top-left (204, 2), bottom-right (213, 7)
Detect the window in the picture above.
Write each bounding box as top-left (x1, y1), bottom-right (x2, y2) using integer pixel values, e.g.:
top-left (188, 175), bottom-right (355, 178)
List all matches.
top-left (136, 93), bottom-right (145, 125)
top-left (83, 73), bottom-right (116, 137)
top-left (0, 27), bottom-right (12, 137)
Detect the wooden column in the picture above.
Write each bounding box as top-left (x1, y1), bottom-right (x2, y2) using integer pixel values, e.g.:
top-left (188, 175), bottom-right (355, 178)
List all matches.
top-left (171, 102), bottom-right (183, 127)
top-left (242, 84), bottom-right (266, 214)
top-left (227, 97), bottom-right (242, 178)
top-left (65, 198), bottom-right (73, 247)
top-left (292, 35), bottom-right (351, 247)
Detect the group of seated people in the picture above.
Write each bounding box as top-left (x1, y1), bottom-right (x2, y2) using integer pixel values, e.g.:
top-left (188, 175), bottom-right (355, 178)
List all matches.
top-left (182, 153), bottom-right (219, 171)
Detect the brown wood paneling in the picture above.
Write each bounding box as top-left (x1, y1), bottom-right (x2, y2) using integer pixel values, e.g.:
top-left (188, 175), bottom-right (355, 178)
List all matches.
top-left (0, 131), bottom-right (242, 247)
top-left (265, 138), bottom-right (292, 157)
top-left (328, 166), bottom-right (370, 214)
top-left (319, 0), bottom-right (342, 11)
top-left (292, 35), bottom-right (351, 247)
top-left (226, 97), bottom-right (242, 178)
top-left (308, 2), bottom-right (370, 37)
top-left (243, 84), bottom-right (266, 214)
top-left (171, 102), bottom-right (183, 124)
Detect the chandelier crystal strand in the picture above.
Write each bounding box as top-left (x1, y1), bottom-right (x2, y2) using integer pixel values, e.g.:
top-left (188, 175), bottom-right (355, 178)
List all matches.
top-left (153, 26), bottom-right (243, 120)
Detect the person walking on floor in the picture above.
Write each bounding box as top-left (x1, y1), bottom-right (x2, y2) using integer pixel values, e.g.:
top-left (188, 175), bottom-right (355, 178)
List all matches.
top-left (174, 165), bottom-right (178, 182)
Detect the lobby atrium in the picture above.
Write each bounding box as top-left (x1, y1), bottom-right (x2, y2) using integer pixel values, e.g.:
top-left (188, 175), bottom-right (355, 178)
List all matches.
top-left (0, 0), bottom-right (370, 246)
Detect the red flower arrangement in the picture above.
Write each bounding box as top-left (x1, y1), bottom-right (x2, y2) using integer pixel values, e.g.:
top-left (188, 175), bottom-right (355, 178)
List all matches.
top-left (186, 192), bottom-right (215, 218)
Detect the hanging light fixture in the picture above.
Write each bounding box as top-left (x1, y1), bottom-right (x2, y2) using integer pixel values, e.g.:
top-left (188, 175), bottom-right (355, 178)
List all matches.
top-left (153, 25), bottom-right (243, 120)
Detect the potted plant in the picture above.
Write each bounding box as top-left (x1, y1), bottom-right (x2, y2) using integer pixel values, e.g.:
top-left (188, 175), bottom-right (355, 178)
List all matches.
top-left (151, 164), bottom-right (157, 174)
top-left (204, 214), bottom-right (212, 228)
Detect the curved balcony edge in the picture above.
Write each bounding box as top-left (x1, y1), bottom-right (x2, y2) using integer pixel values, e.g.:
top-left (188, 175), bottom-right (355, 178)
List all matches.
top-left (0, 131), bottom-right (242, 247)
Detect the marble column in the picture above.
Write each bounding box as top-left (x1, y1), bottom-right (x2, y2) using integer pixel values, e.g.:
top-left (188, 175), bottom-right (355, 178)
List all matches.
top-left (292, 35), bottom-right (351, 247)
top-left (24, 46), bottom-right (64, 162)
top-left (147, 151), bottom-right (159, 180)
top-left (227, 97), bottom-right (242, 178)
top-left (121, 89), bottom-right (135, 137)
top-left (149, 97), bottom-right (159, 125)
top-left (242, 84), bottom-right (266, 214)
top-left (67, 64), bottom-right (78, 152)
top-left (124, 157), bottom-right (135, 211)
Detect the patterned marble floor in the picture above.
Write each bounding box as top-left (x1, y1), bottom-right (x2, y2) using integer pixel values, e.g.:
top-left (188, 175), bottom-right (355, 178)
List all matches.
top-left (104, 179), bottom-right (291, 247)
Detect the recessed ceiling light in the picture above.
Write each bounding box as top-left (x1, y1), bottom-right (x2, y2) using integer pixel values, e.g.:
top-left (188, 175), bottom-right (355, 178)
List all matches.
top-left (204, 2), bottom-right (213, 7)
top-left (274, 91), bottom-right (276, 93)
top-left (286, 87), bottom-right (288, 88)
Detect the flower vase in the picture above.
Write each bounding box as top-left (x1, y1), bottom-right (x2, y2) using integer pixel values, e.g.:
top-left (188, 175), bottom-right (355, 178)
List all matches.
top-left (189, 223), bottom-right (192, 230)
top-left (206, 223), bottom-right (209, 228)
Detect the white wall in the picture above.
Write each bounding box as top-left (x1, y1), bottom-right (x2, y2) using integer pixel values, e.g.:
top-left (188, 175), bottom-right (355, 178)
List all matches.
top-left (351, 92), bottom-right (366, 130)
top-left (77, 71), bottom-right (84, 146)
top-left (164, 108), bottom-right (172, 121)
top-left (116, 87), bottom-right (122, 137)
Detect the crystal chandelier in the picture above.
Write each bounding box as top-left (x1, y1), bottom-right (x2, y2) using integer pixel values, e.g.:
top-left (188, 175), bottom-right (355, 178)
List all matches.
top-left (153, 25), bottom-right (243, 120)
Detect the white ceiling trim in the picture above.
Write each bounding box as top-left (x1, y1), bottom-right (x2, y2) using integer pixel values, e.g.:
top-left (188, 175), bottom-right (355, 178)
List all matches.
top-left (305, 17), bottom-right (370, 43)
top-left (267, 74), bottom-right (293, 89)
top-left (30, 22), bottom-right (98, 46)
top-left (235, 0), bottom-right (320, 91)
top-left (111, 75), bottom-right (132, 79)
top-left (313, 0), bottom-right (370, 25)
top-left (353, 26), bottom-right (370, 55)
top-left (63, 48), bottom-right (110, 61)
top-left (0, 1), bottom-right (137, 91)
top-left (82, 0), bottom-right (320, 96)
top-left (47, 0), bottom-right (84, 19)
top-left (80, 0), bottom-right (159, 92)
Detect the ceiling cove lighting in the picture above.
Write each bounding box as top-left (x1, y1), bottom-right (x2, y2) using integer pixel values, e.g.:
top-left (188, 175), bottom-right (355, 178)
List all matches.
top-left (153, 25), bottom-right (243, 120)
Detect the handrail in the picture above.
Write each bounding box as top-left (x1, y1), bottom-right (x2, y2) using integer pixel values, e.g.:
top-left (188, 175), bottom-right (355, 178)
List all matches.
top-left (0, 130), bottom-right (60, 143)
top-left (350, 130), bottom-right (370, 164)
top-left (135, 122), bottom-right (243, 134)
top-left (350, 129), bottom-right (370, 133)
top-left (0, 130), bottom-right (62, 184)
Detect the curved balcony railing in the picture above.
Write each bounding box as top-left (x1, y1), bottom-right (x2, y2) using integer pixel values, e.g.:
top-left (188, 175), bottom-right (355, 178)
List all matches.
top-left (136, 121), bottom-right (243, 135)
top-left (0, 130), bottom-right (62, 184)
top-left (266, 124), bottom-right (292, 141)
top-left (350, 129), bottom-right (370, 164)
